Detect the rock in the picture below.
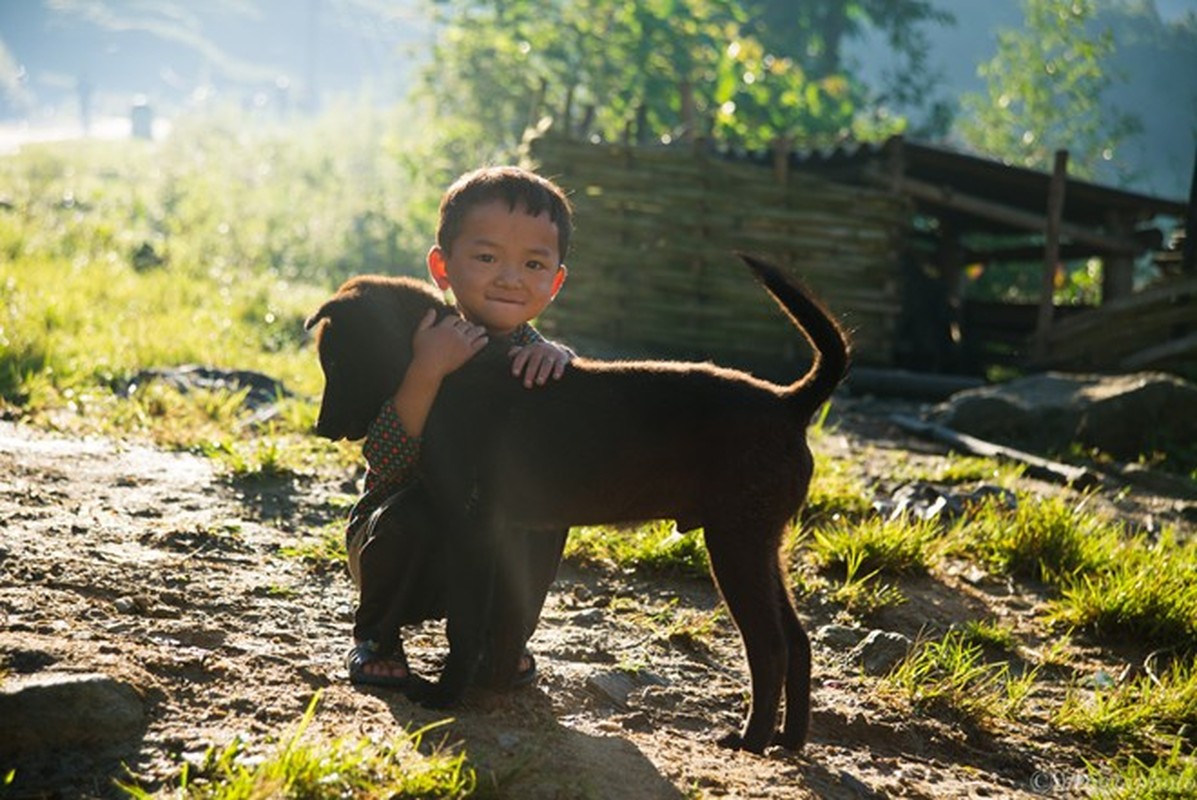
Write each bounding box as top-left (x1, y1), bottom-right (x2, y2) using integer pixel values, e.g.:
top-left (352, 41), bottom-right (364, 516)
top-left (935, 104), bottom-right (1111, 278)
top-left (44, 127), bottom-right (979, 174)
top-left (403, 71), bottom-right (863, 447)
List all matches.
top-left (815, 624), bottom-right (868, 651)
top-left (587, 670), bottom-right (639, 708)
top-left (570, 609), bottom-right (606, 627)
top-left (0, 672), bottom-right (146, 757)
top-left (849, 630), bottom-right (912, 676)
top-left (934, 371), bottom-right (1197, 460)
top-left (873, 483), bottom-right (1018, 522)
top-left (586, 669), bottom-right (668, 709)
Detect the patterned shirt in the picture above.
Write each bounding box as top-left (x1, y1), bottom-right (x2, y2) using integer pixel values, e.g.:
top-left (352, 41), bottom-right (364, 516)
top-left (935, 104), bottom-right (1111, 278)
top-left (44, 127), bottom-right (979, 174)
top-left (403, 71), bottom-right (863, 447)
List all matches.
top-left (347, 322), bottom-right (545, 533)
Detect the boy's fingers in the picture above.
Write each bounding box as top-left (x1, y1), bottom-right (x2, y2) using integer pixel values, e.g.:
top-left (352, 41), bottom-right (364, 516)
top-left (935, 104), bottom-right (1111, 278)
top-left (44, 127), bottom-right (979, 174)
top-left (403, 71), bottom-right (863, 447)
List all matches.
top-left (509, 347), bottom-right (529, 375)
top-left (418, 309), bottom-right (437, 329)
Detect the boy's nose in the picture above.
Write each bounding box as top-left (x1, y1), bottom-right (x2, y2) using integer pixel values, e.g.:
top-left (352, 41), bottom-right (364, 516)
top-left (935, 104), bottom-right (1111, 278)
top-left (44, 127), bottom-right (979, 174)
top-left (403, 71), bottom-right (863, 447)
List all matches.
top-left (493, 262), bottom-right (522, 286)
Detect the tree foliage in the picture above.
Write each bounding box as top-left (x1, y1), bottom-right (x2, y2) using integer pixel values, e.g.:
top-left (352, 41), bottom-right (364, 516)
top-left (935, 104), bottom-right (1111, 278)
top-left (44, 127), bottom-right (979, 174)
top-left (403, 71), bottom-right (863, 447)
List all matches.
top-left (419, 0), bottom-right (952, 164)
top-left (958, 0), bottom-right (1141, 181)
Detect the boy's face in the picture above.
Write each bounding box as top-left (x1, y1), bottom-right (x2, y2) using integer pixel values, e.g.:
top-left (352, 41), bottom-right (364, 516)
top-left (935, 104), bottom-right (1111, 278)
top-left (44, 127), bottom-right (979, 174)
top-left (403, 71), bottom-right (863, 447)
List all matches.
top-left (428, 199), bottom-right (566, 336)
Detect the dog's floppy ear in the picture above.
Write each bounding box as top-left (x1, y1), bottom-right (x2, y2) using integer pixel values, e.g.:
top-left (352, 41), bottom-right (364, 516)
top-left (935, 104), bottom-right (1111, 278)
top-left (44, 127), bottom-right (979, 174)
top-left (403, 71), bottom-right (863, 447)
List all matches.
top-left (304, 306), bottom-right (329, 332)
top-left (305, 292), bottom-right (392, 441)
top-left (307, 278), bottom-right (423, 441)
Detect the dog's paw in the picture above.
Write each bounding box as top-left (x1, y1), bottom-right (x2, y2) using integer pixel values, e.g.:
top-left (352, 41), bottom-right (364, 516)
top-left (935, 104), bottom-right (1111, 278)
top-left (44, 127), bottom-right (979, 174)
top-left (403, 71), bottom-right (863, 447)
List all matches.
top-left (771, 729), bottom-right (806, 751)
top-left (412, 680), bottom-right (463, 710)
top-left (716, 730), bottom-right (773, 754)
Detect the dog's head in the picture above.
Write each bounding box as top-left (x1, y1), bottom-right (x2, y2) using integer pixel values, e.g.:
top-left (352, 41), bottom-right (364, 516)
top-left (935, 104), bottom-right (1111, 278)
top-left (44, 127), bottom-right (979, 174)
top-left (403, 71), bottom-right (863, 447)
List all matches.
top-left (304, 275), bottom-right (450, 441)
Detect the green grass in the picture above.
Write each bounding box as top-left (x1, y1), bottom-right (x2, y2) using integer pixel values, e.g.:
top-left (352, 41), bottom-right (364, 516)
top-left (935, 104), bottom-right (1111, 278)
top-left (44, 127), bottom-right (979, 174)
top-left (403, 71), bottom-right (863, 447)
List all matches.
top-left (893, 454), bottom-right (1024, 486)
top-left (951, 492), bottom-right (1119, 585)
top-left (1055, 657), bottom-right (1197, 746)
top-left (880, 629), bottom-right (1037, 726)
top-left (808, 516), bottom-right (942, 577)
top-left (1089, 741), bottom-right (1197, 799)
top-left (120, 694), bottom-right (477, 799)
top-left (0, 105), bottom-right (436, 469)
top-left (565, 521), bottom-right (710, 578)
top-left (803, 449), bottom-right (874, 523)
top-left (280, 521), bottom-right (350, 568)
top-left (1047, 530), bottom-right (1197, 647)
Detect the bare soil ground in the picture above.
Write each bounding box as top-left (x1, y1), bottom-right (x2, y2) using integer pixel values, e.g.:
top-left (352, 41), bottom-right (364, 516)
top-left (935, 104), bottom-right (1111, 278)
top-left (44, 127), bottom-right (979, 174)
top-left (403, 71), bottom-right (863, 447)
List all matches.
top-left (2, 404), bottom-right (1194, 799)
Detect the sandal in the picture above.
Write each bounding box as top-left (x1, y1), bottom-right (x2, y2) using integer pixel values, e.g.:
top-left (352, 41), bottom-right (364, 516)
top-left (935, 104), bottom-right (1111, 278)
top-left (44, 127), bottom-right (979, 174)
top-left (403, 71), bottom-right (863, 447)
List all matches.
top-left (346, 640), bottom-right (411, 689)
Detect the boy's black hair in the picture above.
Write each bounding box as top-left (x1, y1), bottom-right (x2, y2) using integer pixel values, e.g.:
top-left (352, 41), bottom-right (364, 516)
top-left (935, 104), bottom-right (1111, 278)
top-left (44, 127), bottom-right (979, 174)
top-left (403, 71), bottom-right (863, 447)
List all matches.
top-left (437, 166), bottom-right (573, 262)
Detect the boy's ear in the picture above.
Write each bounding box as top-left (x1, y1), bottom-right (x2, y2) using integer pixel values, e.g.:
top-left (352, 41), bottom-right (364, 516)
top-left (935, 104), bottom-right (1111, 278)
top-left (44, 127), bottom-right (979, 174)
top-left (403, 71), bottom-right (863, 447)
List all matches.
top-left (550, 264), bottom-right (567, 299)
top-left (427, 246), bottom-right (451, 290)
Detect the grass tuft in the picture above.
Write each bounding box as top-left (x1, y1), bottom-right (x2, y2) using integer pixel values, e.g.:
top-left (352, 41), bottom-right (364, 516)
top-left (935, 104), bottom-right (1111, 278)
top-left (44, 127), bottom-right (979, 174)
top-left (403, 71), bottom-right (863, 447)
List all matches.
top-left (952, 493), bottom-right (1118, 585)
top-left (565, 521), bottom-right (710, 578)
top-left (119, 693), bottom-right (476, 799)
top-left (1047, 531), bottom-right (1197, 647)
top-left (880, 630), bottom-right (1036, 726)
top-left (809, 516), bottom-right (941, 576)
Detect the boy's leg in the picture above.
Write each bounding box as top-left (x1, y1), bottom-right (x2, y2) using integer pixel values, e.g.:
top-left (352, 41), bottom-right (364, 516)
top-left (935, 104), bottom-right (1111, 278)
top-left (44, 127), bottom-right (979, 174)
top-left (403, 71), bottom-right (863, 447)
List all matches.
top-left (347, 485), bottom-right (447, 675)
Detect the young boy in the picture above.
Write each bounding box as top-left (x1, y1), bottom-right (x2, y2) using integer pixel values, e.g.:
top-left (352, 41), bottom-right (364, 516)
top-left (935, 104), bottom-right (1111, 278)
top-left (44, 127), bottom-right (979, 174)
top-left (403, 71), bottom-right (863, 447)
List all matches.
top-left (345, 166), bottom-right (574, 690)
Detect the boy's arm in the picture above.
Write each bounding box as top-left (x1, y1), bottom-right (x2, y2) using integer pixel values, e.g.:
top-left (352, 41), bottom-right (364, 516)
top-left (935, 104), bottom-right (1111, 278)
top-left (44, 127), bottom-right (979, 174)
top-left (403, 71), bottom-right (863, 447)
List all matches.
top-left (361, 400), bottom-right (421, 482)
top-left (364, 310), bottom-right (487, 481)
top-left (509, 322), bottom-right (575, 388)
top-left (394, 309), bottom-right (489, 436)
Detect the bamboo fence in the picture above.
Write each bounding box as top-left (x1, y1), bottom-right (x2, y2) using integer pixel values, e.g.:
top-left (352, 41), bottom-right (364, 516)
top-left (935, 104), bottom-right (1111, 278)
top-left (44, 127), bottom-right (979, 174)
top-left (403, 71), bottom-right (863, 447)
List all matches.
top-left (522, 133), bottom-right (907, 377)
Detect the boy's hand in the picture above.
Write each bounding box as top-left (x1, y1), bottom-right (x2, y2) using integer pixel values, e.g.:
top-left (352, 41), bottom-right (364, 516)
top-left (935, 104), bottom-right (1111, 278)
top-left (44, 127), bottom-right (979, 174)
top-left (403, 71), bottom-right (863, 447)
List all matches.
top-left (411, 309), bottom-right (488, 380)
top-left (508, 340), bottom-right (573, 388)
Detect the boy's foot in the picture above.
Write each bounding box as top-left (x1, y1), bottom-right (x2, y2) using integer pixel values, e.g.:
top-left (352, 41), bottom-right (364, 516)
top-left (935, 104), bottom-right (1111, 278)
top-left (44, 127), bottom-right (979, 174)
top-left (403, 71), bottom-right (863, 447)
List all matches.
top-left (346, 640), bottom-right (410, 689)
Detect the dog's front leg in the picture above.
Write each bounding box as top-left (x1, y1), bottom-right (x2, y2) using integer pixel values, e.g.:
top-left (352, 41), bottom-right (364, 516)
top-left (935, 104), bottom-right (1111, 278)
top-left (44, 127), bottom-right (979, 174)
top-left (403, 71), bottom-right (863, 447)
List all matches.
top-left (417, 513), bottom-right (497, 709)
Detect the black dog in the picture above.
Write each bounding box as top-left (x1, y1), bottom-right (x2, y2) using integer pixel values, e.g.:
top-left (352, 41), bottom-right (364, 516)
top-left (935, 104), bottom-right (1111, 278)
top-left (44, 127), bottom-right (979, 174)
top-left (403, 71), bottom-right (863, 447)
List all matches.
top-left (306, 254), bottom-right (849, 752)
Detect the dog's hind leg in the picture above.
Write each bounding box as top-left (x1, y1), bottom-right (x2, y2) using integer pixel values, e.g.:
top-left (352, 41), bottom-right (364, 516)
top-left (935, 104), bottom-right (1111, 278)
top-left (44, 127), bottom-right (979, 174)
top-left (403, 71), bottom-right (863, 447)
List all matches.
top-left (773, 580), bottom-right (811, 749)
top-left (703, 524), bottom-right (789, 753)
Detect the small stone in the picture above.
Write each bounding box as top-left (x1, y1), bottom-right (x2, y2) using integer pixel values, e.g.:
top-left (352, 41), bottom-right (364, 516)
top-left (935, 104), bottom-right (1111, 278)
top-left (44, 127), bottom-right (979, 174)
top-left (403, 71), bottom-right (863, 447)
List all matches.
top-left (113, 596), bottom-right (138, 614)
top-left (571, 609), bottom-right (605, 627)
top-left (815, 624), bottom-right (867, 651)
top-left (849, 630), bottom-right (913, 676)
top-left (586, 670), bottom-right (639, 708)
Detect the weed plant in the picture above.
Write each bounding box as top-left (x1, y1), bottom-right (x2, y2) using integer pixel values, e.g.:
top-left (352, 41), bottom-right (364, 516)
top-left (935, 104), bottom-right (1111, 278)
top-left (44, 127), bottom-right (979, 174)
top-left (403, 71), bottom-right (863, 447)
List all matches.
top-left (1048, 530), bottom-right (1197, 647)
top-left (809, 516), bottom-right (942, 576)
top-left (951, 492), bottom-right (1119, 585)
top-left (120, 694), bottom-right (476, 799)
top-left (881, 629), bottom-right (1037, 726)
top-left (1089, 740), bottom-right (1197, 798)
top-left (565, 521), bottom-right (710, 578)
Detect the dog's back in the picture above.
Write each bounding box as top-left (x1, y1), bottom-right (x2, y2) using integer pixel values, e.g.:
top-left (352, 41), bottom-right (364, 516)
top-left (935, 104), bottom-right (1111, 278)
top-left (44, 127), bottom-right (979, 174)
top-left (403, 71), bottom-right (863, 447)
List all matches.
top-left (443, 255), bottom-right (849, 532)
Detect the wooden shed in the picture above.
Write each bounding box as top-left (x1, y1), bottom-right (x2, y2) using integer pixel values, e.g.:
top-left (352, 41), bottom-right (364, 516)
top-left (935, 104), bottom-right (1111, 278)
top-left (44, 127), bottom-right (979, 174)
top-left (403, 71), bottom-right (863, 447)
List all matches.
top-left (523, 130), bottom-right (1194, 379)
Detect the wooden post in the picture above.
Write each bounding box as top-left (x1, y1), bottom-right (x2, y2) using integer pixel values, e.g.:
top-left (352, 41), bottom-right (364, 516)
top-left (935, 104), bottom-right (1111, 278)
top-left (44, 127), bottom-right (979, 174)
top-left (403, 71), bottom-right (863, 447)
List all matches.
top-left (1101, 212), bottom-right (1135, 302)
top-left (771, 136), bottom-right (791, 185)
top-left (884, 135), bottom-right (906, 194)
top-left (1034, 149), bottom-right (1069, 360)
top-left (1184, 143), bottom-right (1197, 275)
top-left (680, 80), bottom-right (695, 145)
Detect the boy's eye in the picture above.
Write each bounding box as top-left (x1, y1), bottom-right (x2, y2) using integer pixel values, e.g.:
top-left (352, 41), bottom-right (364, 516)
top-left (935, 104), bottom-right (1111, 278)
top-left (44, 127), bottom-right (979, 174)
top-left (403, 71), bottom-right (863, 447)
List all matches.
top-left (474, 253), bottom-right (496, 263)
top-left (525, 260), bottom-right (546, 271)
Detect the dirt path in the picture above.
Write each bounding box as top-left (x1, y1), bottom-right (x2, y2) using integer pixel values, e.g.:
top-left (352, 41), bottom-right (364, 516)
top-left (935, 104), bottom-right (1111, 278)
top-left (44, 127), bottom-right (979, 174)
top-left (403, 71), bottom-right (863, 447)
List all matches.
top-left (1, 415), bottom-right (1191, 798)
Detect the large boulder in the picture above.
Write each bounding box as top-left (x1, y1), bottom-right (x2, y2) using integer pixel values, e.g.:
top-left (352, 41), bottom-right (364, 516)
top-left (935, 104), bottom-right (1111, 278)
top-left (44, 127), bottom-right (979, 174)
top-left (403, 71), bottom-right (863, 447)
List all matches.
top-left (933, 372), bottom-right (1197, 460)
top-left (0, 672), bottom-right (146, 757)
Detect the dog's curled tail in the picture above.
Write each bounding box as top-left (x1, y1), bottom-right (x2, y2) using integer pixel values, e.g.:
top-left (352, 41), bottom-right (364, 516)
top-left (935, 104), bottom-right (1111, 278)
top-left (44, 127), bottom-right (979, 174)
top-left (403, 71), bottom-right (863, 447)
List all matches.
top-left (739, 253), bottom-right (850, 422)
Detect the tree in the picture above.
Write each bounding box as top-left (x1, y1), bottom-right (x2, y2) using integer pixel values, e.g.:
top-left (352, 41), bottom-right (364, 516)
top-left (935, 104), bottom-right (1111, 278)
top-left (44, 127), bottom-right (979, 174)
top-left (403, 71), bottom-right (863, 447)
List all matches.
top-left (958, 0), bottom-right (1141, 181)
top-left (418, 0), bottom-right (953, 163)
